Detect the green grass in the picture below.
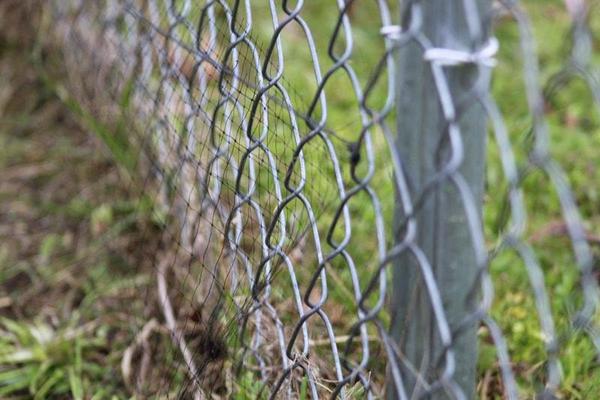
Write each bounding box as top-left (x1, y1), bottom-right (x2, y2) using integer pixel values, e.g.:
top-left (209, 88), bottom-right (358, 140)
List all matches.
top-left (482, 1), bottom-right (600, 397)
top-left (0, 316), bottom-right (103, 400)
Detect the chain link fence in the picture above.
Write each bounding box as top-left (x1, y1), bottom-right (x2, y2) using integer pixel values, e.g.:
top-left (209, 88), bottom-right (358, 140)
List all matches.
top-left (42, 0), bottom-right (600, 398)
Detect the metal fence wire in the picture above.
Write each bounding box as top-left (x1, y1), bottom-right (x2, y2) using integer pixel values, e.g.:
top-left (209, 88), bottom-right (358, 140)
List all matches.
top-left (44, 0), bottom-right (600, 398)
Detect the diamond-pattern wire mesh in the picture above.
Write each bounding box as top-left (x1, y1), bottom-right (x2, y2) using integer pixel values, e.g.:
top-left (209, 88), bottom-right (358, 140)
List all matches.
top-left (44, 0), bottom-right (600, 398)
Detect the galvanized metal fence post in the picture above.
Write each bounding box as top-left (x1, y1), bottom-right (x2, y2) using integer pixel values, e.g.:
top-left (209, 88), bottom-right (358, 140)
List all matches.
top-left (390, 1), bottom-right (492, 398)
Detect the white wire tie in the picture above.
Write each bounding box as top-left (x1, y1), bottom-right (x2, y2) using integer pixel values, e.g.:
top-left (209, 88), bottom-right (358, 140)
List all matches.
top-left (423, 37), bottom-right (499, 67)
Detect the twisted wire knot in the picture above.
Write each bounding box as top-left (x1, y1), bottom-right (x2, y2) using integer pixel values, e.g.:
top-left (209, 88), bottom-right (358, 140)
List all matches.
top-left (424, 37), bottom-right (499, 67)
top-left (381, 24), bottom-right (499, 68)
top-left (380, 24), bottom-right (404, 40)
